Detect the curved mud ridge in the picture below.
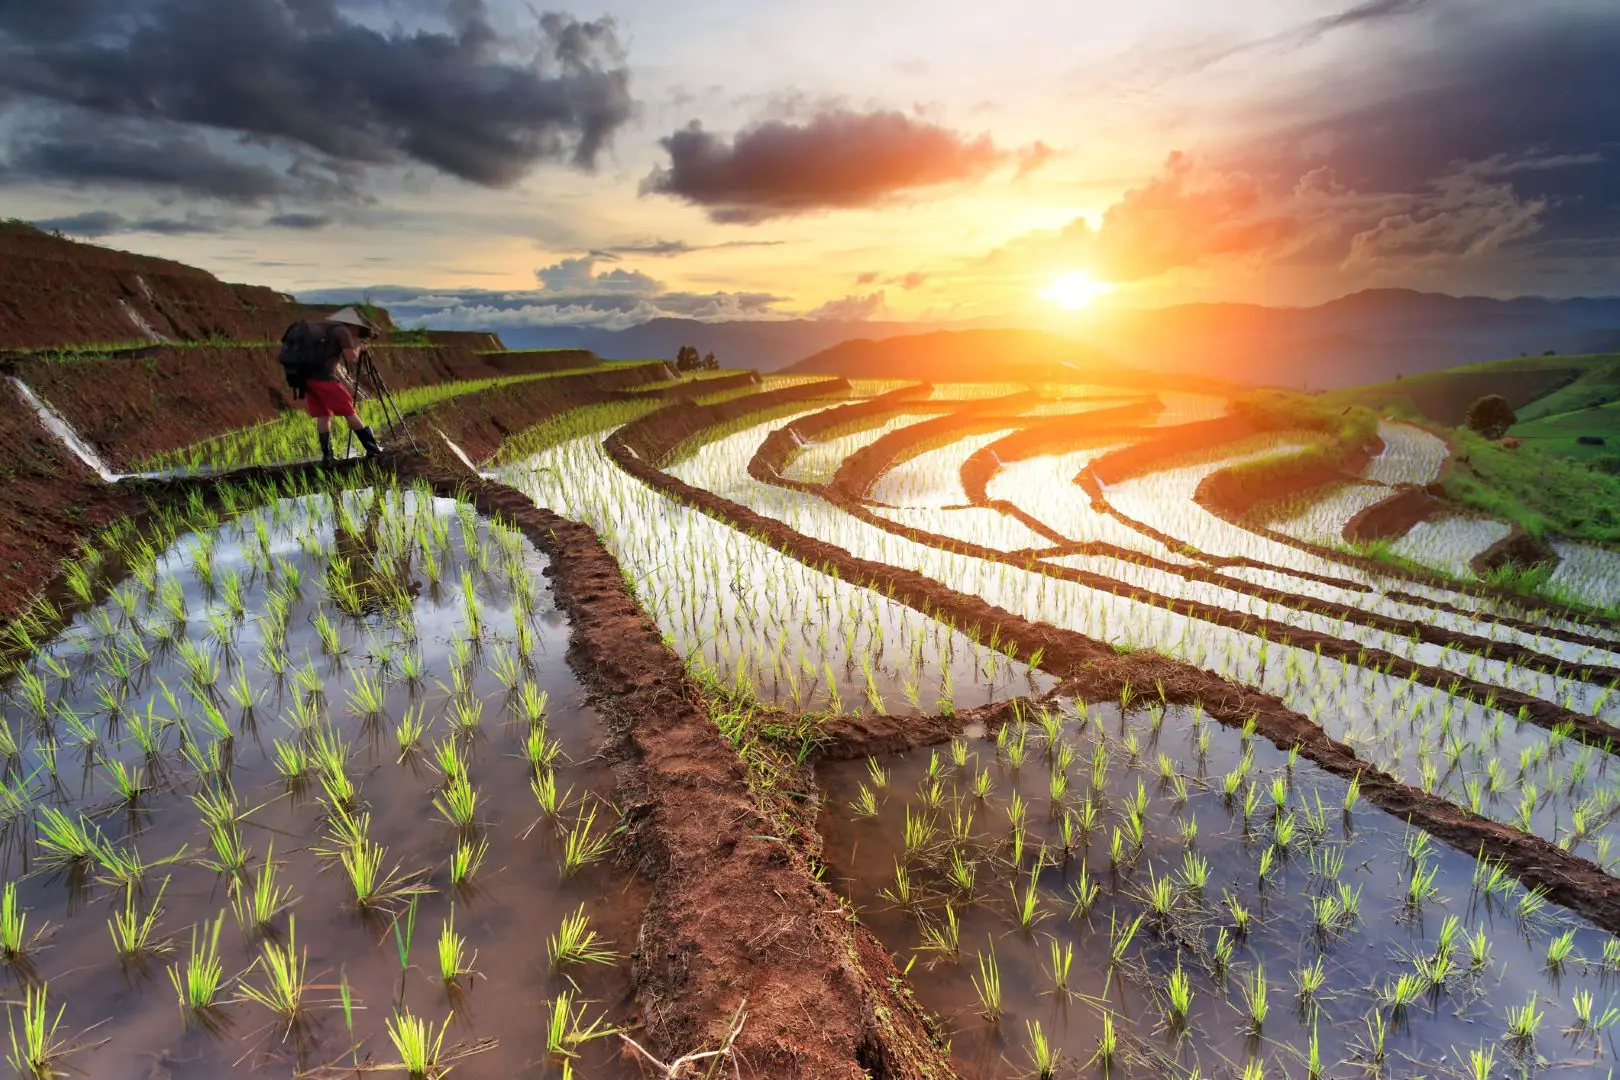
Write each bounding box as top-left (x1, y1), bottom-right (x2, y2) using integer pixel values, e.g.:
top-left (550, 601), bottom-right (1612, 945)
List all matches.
top-left (956, 402), bottom-right (1162, 505)
top-left (773, 399), bottom-right (1620, 699)
top-left (830, 391), bottom-right (1040, 501)
top-left (605, 397), bottom-right (1620, 934)
top-left (401, 460), bottom-right (954, 1080)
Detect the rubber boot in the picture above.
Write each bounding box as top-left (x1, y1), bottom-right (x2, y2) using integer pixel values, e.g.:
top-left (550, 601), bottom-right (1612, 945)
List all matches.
top-left (318, 430), bottom-right (335, 467)
top-left (356, 426), bottom-right (383, 458)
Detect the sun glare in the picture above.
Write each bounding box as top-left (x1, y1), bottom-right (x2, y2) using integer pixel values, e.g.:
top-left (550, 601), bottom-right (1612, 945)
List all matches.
top-left (1043, 271), bottom-right (1114, 311)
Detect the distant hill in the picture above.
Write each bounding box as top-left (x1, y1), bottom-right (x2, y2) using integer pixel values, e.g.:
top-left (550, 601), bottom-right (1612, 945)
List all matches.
top-left (492, 318), bottom-right (951, 370)
top-left (1079, 289), bottom-right (1620, 390)
top-left (785, 329), bottom-right (1134, 385)
top-left (364, 286), bottom-right (1620, 390)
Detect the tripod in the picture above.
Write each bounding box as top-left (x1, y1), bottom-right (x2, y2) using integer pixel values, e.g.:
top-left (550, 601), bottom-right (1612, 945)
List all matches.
top-left (345, 349), bottom-right (420, 457)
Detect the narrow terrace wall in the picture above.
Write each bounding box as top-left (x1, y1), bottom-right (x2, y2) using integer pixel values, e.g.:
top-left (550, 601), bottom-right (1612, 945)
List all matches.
top-left (611, 377), bottom-right (852, 463)
top-left (12, 343), bottom-right (504, 469)
top-left (958, 398), bottom-right (1165, 503)
top-left (477, 348), bottom-right (599, 374)
top-left (830, 391), bottom-right (1039, 500)
top-left (753, 384), bottom-right (935, 480)
top-left (405, 362), bottom-right (678, 463)
top-left (1087, 413), bottom-right (1256, 484)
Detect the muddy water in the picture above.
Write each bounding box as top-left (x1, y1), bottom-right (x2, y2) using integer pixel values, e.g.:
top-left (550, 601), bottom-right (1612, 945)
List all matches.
top-left (0, 486), bottom-right (644, 1080)
top-left (820, 702), bottom-right (1620, 1078)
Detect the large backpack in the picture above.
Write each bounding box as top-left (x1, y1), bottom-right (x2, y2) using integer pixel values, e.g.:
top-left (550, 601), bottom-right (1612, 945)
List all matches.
top-left (278, 321), bottom-right (337, 395)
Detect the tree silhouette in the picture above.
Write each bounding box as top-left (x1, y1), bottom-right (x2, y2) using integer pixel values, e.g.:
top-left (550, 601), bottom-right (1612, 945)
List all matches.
top-left (1466, 394), bottom-right (1517, 440)
top-left (675, 345), bottom-right (702, 371)
top-left (703, 351), bottom-right (718, 371)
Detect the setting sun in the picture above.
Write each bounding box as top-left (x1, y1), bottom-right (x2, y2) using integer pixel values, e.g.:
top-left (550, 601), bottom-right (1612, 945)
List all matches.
top-left (1042, 271), bottom-right (1114, 311)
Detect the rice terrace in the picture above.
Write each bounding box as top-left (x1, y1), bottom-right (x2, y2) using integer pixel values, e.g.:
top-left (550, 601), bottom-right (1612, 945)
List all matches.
top-left (2, 216), bottom-right (1620, 1080)
top-left (1, 2), bottom-right (1620, 1077)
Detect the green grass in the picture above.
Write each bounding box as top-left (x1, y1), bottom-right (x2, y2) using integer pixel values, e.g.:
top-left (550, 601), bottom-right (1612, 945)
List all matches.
top-left (1509, 399), bottom-right (1620, 465)
top-left (1442, 427), bottom-right (1620, 543)
top-left (137, 368), bottom-right (603, 471)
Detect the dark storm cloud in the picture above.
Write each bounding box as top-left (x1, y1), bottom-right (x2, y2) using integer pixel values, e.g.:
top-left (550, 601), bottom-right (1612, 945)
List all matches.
top-left (589, 238), bottom-right (787, 258)
top-left (265, 212), bottom-right (335, 230)
top-left (1259, 11), bottom-right (1620, 246)
top-left (0, 0), bottom-right (633, 199)
top-left (642, 110), bottom-right (1009, 223)
top-left (30, 210), bottom-right (224, 236)
top-left (3, 125), bottom-right (301, 201)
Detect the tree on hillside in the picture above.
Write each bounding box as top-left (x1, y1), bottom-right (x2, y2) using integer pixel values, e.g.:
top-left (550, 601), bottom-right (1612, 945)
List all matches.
top-left (675, 345), bottom-right (702, 371)
top-left (703, 351), bottom-right (718, 371)
top-left (1466, 394), bottom-right (1517, 440)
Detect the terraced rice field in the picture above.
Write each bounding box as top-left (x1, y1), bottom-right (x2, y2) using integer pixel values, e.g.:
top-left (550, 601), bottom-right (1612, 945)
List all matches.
top-left (7, 373), bottom-right (1620, 1079)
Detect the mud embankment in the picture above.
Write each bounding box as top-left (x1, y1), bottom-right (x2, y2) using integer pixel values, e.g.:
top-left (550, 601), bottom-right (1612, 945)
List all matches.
top-left (604, 396), bottom-right (1620, 935)
top-left (830, 392), bottom-right (1039, 501)
top-left (611, 377), bottom-right (852, 463)
top-left (477, 348), bottom-right (600, 374)
top-left (406, 363), bottom-right (678, 464)
top-left (753, 385), bottom-right (936, 486)
top-left (957, 398), bottom-right (1163, 503)
top-left (403, 460), bottom-right (953, 1080)
top-left (423, 330), bottom-right (507, 352)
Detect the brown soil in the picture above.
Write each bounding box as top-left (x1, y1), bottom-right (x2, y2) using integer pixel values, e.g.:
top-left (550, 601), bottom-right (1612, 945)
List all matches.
top-left (0, 222), bottom-right (353, 350)
top-left (1471, 526), bottom-right (1560, 578)
top-left (604, 398), bottom-right (1620, 935)
top-left (813, 698), bottom-right (1033, 761)
top-left (1088, 414), bottom-right (1258, 484)
top-left (957, 404), bottom-right (1162, 503)
top-left (423, 329), bottom-right (507, 352)
top-left (399, 460), bottom-right (954, 1080)
top-left (1193, 441), bottom-right (1380, 519)
top-left (0, 382), bottom-right (137, 620)
top-left (1344, 485), bottom-right (1437, 542)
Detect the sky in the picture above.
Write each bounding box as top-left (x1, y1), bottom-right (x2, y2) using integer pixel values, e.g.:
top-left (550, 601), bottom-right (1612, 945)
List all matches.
top-left (3, 0), bottom-right (1618, 332)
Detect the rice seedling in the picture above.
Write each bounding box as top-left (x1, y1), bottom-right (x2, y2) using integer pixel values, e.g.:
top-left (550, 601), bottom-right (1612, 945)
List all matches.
top-left (559, 804), bottom-right (616, 876)
top-left (918, 903), bottom-right (961, 957)
top-left (1026, 1019), bottom-right (1058, 1079)
top-left (449, 836), bottom-right (489, 888)
top-left (531, 768), bottom-right (572, 821)
top-left (433, 774), bottom-right (481, 831)
top-left (1241, 963), bottom-right (1270, 1031)
top-left (548, 905), bottom-right (618, 971)
top-left (167, 914), bottom-right (226, 1016)
top-left (0, 883), bottom-right (41, 963)
top-left (1165, 963), bottom-right (1193, 1027)
top-left (5, 984), bottom-right (73, 1080)
top-left (107, 877), bottom-right (172, 961)
top-left (1505, 992), bottom-right (1545, 1044)
top-left (545, 990), bottom-right (617, 1061)
top-left (237, 916), bottom-right (310, 1033)
top-left (232, 847), bottom-right (296, 933)
top-left (35, 807), bottom-right (104, 868)
top-left (971, 946), bottom-right (1002, 1019)
top-left (386, 1009), bottom-right (452, 1079)
top-left (436, 908), bottom-right (476, 986)
top-left (1088, 1011), bottom-right (1117, 1069)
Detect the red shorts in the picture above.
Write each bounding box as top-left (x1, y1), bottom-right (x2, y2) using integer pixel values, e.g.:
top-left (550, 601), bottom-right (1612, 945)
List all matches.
top-left (303, 379), bottom-right (356, 420)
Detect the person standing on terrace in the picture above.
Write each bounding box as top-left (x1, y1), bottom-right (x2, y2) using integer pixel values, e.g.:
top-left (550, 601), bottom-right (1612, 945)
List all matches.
top-left (279, 306), bottom-right (384, 466)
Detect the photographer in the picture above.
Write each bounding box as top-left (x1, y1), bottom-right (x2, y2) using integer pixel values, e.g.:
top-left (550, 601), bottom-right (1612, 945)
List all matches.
top-left (281, 307), bottom-right (385, 466)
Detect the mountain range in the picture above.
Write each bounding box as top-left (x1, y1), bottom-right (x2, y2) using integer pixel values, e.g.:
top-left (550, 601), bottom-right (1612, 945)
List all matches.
top-left (477, 289), bottom-right (1620, 389)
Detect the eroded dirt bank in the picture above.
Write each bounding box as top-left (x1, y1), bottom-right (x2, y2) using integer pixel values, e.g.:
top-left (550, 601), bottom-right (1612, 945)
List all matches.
top-left (604, 396), bottom-right (1620, 933)
top-left (400, 460), bottom-right (953, 1080)
top-left (830, 392), bottom-right (1038, 500)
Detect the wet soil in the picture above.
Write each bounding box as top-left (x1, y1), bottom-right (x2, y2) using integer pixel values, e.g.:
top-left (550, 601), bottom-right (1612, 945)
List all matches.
top-left (401, 459), bottom-right (955, 1080)
top-left (830, 394), bottom-right (1039, 501)
top-left (603, 398), bottom-right (1620, 935)
top-left (1343, 484), bottom-right (1437, 542)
